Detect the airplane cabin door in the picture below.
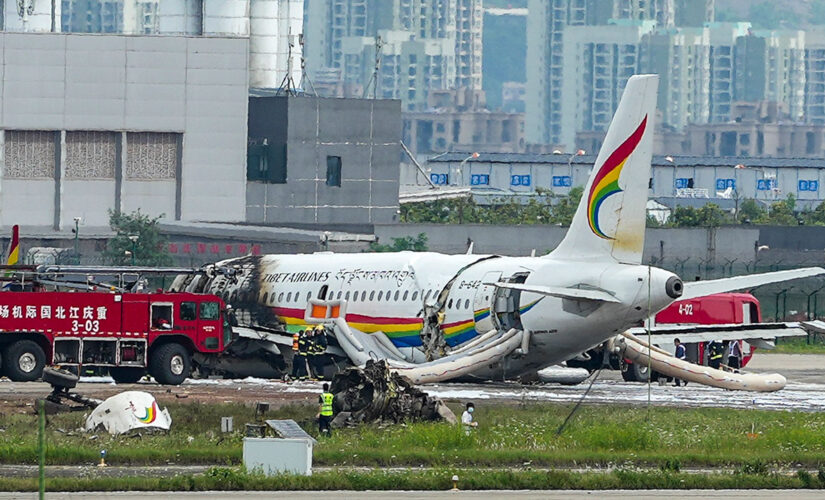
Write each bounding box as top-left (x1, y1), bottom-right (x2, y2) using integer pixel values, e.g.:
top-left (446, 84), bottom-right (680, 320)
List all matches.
top-left (473, 272), bottom-right (501, 332)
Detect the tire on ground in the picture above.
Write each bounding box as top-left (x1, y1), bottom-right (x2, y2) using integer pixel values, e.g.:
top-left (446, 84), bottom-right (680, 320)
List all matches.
top-left (42, 367), bottom-right (79, 389)
top-left (3, 340), bottom-right (46, 382)
top-left (109, 367), bottom-right (145, 384)
top-left (148, 343), bottom-right (191, 385)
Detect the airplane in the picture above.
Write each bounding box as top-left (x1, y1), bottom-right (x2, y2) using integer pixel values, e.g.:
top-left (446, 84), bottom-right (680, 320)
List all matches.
top-left (173, 75), bottom-right (823, 389)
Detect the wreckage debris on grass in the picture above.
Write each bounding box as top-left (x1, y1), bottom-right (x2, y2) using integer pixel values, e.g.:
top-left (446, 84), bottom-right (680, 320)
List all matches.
top-left (329, 360), bottom-right (457, 427)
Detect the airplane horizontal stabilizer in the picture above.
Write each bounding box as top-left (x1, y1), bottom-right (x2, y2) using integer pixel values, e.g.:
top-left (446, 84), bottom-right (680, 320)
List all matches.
top-left (624, 321), bottom-right (815, 346)
top-left (680, 267), bottom-right (825, 300)
top-left (488, 282), bottom-right (620, 303)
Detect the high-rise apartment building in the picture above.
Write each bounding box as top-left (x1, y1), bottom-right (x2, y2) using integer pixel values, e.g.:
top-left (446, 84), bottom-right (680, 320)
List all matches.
top-left (706, 22), bottom-right (750, 123)
top-left (303, 0), bottom-right (483, 110)
top-left (805, 30), bottom-right (825, 125)
top-left (641, 27), bottom-right (710, 130)
top-left (559, 20), bottom-right (655, 147)
top-left (734, 30), bottom-right (806, 122)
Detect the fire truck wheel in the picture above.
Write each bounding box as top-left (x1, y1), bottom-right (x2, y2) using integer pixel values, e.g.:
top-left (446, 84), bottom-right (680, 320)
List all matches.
top-left (42, 367), bottom-right (79, 389)
top-left (3, 340), bottom-right (46, 382)
top-left (149, 343), bottom-right (191, 385)
top-left (109, 367), bottom-right (145, 384)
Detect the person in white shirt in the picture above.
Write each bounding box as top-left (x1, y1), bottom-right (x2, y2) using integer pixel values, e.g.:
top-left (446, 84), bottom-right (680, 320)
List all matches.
top-left (461, 402), bottom-right (478, 434)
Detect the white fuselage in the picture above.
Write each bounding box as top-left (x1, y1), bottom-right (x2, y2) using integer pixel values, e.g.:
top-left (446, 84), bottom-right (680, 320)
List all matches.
top-left (207, 251), bottom-right (679, 379)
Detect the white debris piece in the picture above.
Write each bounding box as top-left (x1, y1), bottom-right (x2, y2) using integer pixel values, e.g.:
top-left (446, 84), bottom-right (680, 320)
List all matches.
top-left (85, 391), bottom-right (172, 435)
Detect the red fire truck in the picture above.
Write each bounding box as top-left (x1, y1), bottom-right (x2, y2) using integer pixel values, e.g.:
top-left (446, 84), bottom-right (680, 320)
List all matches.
top-left (619, 292), bottom-right (759, 381)
top-left (0, 291), bottom-right (230, 385)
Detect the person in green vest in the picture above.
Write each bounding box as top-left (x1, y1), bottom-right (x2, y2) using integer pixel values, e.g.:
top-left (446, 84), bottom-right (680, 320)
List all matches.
top-left (317, 382), bottom-right (334, 436)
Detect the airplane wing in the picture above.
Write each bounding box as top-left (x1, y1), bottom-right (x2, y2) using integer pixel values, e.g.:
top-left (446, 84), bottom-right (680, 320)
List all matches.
top-left (488, 282), bottom-right (620, 303)
top-left (680, 267), bottom-right (825, 300)
top-left (624, 320), bottom-right (825, 347)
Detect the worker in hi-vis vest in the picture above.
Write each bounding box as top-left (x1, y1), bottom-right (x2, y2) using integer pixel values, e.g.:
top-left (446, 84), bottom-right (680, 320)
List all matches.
top-left (289, 330), bottom-right (303, 380)
top-left (318, 382), bottom-right (334, 436)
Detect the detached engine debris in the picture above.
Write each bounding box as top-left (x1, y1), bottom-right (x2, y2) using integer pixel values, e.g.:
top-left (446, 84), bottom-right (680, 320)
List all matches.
top-left (329, 360), bottom-right (456, 427)
top-left (36, 367), bottom-right (171, 435)
top-left (85, 391), bottom-right (172, 435)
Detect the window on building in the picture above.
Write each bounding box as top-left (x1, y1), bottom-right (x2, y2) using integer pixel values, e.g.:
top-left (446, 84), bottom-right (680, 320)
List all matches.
top-left (247, 138), bottom-right (286, 183)
top-left (326, 156), bottom-right (342, 187)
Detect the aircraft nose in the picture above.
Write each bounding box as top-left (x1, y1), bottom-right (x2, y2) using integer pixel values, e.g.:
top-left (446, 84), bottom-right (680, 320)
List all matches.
top-left (665, 276), bottom-right (683, 299)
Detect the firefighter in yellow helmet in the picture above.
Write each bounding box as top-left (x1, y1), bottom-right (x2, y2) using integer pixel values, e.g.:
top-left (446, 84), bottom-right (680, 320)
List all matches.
top-left (310, 324), bottom-right (328, 380)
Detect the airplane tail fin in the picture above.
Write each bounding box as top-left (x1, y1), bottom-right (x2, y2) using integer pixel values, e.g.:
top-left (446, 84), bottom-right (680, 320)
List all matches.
top-left (550, 74), bottom-right (658, 264)
top-left (5, 225), bottom-right (19, 266)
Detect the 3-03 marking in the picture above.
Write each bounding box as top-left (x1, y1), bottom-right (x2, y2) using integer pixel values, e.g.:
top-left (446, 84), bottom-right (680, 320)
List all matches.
top-left (72, 319), bottom-right (100, 332)
top-left (678, 303), bottom-right (694, 315)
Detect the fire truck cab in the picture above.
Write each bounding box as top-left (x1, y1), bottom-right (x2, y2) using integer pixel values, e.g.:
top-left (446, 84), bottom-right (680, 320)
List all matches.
top-left (0, 291), bottom-right (230, 385)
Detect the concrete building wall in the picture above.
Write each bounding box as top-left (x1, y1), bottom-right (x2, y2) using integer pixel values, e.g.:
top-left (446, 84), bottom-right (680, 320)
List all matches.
top-left (0, 32), bottom-right (248, 230)
top-left (374, 223), bottom-right (759, 262)
top-left (246, 96), bottom-right (401, 226)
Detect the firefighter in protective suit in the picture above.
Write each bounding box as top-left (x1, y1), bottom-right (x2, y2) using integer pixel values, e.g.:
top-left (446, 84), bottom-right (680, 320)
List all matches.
top-left (707, 340), bottom-right (724, 370)
top-left (310, 324), bottom-right (328, 380)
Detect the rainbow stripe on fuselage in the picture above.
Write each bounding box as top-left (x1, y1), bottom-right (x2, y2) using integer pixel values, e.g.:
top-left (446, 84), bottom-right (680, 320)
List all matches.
top-left (586, 116), bottom-right (647, 240)
top-left (272, 299), bottom-right (540, 349)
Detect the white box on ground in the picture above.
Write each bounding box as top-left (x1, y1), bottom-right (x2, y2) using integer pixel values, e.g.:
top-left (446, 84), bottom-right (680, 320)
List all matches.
top-left (242, 437), bottom-right (314, 476)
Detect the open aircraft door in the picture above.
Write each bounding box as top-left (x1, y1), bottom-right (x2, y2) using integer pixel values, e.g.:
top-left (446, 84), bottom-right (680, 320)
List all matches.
top-left (474, 272), bottom-right (501, 332)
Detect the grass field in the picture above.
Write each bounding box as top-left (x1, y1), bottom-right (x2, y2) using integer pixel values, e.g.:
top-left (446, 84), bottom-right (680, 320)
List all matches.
top-left (4, 401), bottom-right (825, 469)
top-left (766, 337), bottom-right (825, 354)
top-left (3, 468), bottom-right (825, 492)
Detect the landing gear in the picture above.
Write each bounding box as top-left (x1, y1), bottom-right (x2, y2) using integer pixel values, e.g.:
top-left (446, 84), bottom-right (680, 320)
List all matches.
top-left (621, 360), bottom-right (658, 383)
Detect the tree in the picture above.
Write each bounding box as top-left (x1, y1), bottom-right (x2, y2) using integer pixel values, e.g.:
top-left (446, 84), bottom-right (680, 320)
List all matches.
top-left (369, 233), bottom-right (428, 252)
top-left (737, 198), bottom-right (765, 223)
top-left (758, 194), bottom-right (798, 226)
top-left (103, 210), bottom-right (172, 266)
top-left (670, 203), bottom-right (730, 228)
top-left (802, 200), bottom-right (825, 225)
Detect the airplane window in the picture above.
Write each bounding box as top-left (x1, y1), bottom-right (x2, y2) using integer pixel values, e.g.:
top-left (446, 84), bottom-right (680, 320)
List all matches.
top-left (361, 291), bottom-right (367, 301)
top-left (352, 292), bottom-right (358, 302)
top-left (271, 294), bottom-right (276, 305)
top-left (345, 291), bottom-right (350, 300)
top-left (369, 291), bottom-right (375, 301)
top-left (412, 291), bottom-right (418, 301)
top-left (286, 292), bottom-right (292, 302)
top-left (261, 292), bottom-right (268, 304)
top-left (464, 299), bottom-right (470, 310)
top-left (328, 289), bottom-right (335, 300)
top-left (403, 290), bottom-right (409, 301)
top-left (306, 291), bottom-right (311, 302)
top-left (295, 293), bottom-right (300, 303)
top-left (448, 299), bottom-right (454, 309)
top-left (386, 290), bottom-right (391, 301)
top-left (394, 290), bottom-right (400, 301)
top-left (424, 290), bottom-right (431, 300)
top-left (377, 291), bottom-right (383, 301)
top-left (337, 291), bottom-right (342, 300)
top-left (278, 292), bottom-right (284, 302)
top-left (319, 285), bottom-right (328, 300)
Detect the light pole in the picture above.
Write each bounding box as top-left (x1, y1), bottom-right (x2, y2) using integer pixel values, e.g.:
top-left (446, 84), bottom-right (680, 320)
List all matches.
top-left (128, 234), bottom-right (139, 266)
top-left (567, 149), bottom-right (585, 181)
top-left (72, 217), bottom-right (81, 264)
top-left (453, 152), bottom-right (479, 186)
top-left (665, 156), bottom-right (677, 197)
top-left (734, 164), bottom-right (746, 221)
